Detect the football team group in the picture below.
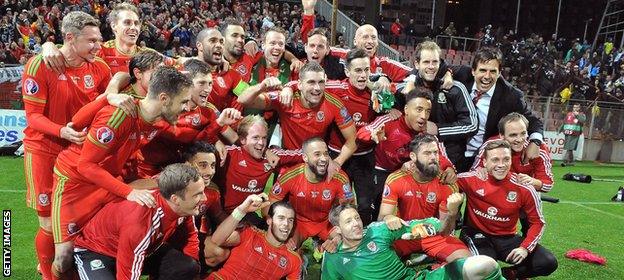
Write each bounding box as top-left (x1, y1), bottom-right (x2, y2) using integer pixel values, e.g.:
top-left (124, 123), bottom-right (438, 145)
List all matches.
top-left (21, 0), bottom-right (560, 279)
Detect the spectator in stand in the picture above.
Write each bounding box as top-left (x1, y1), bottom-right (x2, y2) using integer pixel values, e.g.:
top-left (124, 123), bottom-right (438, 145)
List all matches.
top-left (405, 18), bottom-right (417, 45)
top-left (390, 18), bottom-right (403, 45)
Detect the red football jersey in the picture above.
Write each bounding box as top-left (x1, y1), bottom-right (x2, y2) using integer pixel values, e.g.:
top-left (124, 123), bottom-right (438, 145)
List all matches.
top-left (198, 184), bottom-right (224, 235)
top-left (269, 163), bottom-right (353, 223)
top-left (210, 227), bottom-right (302, 280)
top-left (330, 48), bottom-right (412, 82)
top-left (55, 105), bottom-right (160, 198)
top-left (208, 69), bottom-right (248, 111)
top-left (98, 40), bottom-right (175, 74)
top-left (269, 92), bottom-right (354, 150)
top-left (471, 136), bottom-right (554, 192)
top-left (22, 54), bottom-right (111, 155)
top-left (357, 115), bottom-right (454, 172)
top-left (231, 52), bottom-right (262, 82)
top-left (382, 170), bottom-right (456, 220)
top-left (74, 191), bottom-right (198, 280)
top-left (215, 146), bottom-right (302, 212)
top-left (324, 79), bottom-right (388, 154)
top-left (457, 172), bottom-right (545, 252)
top-left (139, 102), bottom-right (224, 176)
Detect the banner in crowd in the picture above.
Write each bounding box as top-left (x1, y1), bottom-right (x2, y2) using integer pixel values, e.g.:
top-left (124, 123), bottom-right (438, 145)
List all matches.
top-left (543, 131), bottom-right (584, 161)
top-left (0, 66), bottom-right (24, 109)
top-left (0, 109), bottom-right (26, 147)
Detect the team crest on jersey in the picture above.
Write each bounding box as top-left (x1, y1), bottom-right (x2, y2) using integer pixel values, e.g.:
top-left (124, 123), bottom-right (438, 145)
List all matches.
top-left (90, 259), bottom-right (105, 271)
top-left (96, 127), bottom-right (114, 144)
top-left (38, 194), bottom-right (49, 206)
top-left (487, 207), bottom-right (498, 216)
top-left (84, 75), bottom-right (95, 89)
top-left (237, 64), bottom-right (248, 75)
top-left (248, 179), bottom-right (258, 190)
top-left (272, 184), bottom-right (282, 195)
top-left (67, 223), bottom-right (77, 235)
top-left (506, 191), bottom-right (517, 202)
top-left (264, 163), bottom-right (273, 172)
top-left (426, 192), bottom-right (436, 203)
top-left (216, 76), bottom-right (226, 88)
top-left (383, 185), bottom-right (390, 197)
top-left (322, 189), bottom-right (331, 200)
top-left (353, 112), bottom-right (362, 122)
top-left (437, 92), bottom-right (447, 104)
top-left (189, 114), bottom-right (201, 126)
top-left (199, 204), bottom-right (207, 214)
top-left (24, 78), bottom-right (39, 95)
top-left (476, 188), bottom-right (485, 196)
top-left (367, 241), bottom-right (378, 252)
top-left (279, 256), bottom-right (287, 268)
top-left (316, 111), bottom-right (325, 122)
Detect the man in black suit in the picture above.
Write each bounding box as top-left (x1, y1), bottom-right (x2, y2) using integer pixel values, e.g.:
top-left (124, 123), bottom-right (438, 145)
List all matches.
top-left (450, 47), bottom-right (544, 172)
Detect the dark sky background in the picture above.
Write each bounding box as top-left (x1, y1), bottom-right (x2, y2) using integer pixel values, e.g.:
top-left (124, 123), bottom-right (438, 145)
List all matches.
top-left (444, 0), bottom-right (608, 41)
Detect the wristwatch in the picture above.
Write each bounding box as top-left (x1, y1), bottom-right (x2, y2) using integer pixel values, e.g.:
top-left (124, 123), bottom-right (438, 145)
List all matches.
top-left (529, 138), bottom-right (542, 146)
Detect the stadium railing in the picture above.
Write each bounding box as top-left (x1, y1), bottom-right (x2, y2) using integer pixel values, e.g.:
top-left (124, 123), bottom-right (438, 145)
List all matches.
top-left (435, 35), bottom-right (482, 52)
top-left (527, 95), bottom-right (624, 141)
top-left (315, 0), bottom-right (401, 61)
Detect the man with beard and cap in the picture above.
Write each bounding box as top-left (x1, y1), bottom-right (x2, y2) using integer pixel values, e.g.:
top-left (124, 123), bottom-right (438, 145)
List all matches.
top-left (41, 2), bottom-right (176, 74)
top-left (51, 66), bottom-right (192, 278)
top-left (378, 134), bottom-right (470, 263)
top-left (458, 140), bottom-right (558, 279)
top-left (399, 41), bottom-right (477, 167)
top-left (322, 204), bottom-right (505, 280)
top-left (72, 164), bottom-right (205, 280)
top-left (266, 137), bottom-right (354, 249)
top-left (208, 197), bottom-right (302, 280)
top-left (357, 88), bottom-right (457, 225)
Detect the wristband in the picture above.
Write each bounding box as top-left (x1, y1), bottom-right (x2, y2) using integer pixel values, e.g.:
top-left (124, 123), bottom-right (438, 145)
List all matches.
top-left (232, 208), bottom-right (245, 221)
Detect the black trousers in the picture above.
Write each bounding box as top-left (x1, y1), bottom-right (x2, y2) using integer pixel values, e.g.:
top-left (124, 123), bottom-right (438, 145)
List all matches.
top-left (371, 168), bottom-right (393, 225)
top-left (460, 226), bottom-right (558, 278)
top-left (329, 150), bottom-right (376, 226)
top-left (74, 244), bottom-right (200, 280)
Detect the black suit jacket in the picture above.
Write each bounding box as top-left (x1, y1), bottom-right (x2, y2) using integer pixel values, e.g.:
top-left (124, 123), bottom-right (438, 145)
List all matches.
top-left (452, 65), bottom-right (544, 143)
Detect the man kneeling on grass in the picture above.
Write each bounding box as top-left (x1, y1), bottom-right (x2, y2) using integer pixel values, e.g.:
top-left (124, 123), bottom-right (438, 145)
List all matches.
top-left (321, 204), bottom-right (504, 280)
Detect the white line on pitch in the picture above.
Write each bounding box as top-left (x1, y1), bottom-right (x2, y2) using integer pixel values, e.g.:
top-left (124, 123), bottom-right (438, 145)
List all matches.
top-left (0, 189), bottom-right (26, 193)
top-left (558, 201), bottom-right (624, 205)
top-left (564, 201), bottom-right (624, 220)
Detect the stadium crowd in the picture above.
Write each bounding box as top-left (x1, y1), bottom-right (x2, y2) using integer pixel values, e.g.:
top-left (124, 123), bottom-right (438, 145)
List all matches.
top-left (5, 0), bottom-right (570, 279)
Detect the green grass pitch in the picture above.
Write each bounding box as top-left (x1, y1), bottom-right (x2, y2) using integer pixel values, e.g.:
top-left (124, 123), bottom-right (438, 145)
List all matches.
top-left (1, 156), bottom-right (623, 279)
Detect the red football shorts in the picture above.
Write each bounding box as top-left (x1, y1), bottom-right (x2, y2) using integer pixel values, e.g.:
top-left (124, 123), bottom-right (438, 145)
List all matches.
top-left (24, 150), bottom-right (55, 216)
top-left (51, 167), bottom-right (118, 243)
top-left (393, 235), bottom-right (468, 262)
top-left (294, 219), bottom-right (333, 241)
